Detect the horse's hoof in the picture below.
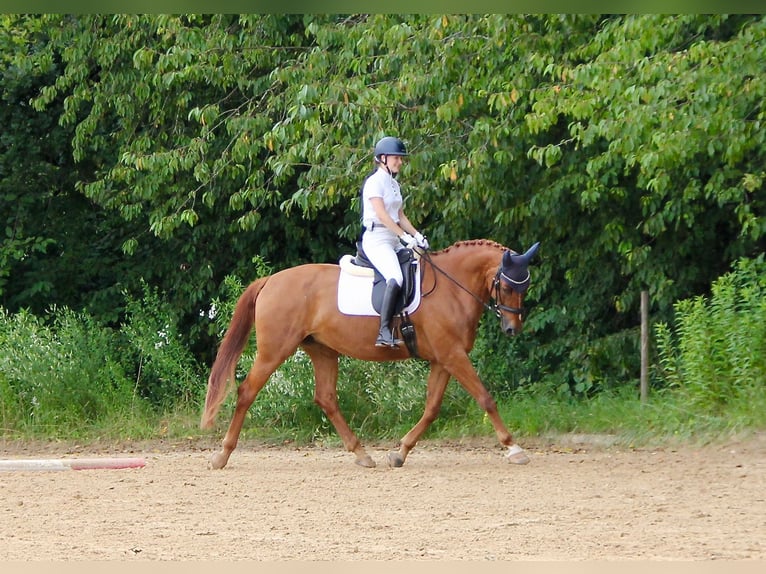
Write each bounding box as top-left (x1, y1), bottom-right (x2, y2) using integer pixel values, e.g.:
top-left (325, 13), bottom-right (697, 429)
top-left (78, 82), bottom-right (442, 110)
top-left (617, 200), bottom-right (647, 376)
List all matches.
top-left (505, 445), bottom-right (530, 465)
top-left (507, 452), bottom-right (530, 465)
top-left (209, 452), bottom-right (228, 470)
top-left (355, 455), bottom-right (376, 468)
top-left (387, 451), bottom-right (405, 468)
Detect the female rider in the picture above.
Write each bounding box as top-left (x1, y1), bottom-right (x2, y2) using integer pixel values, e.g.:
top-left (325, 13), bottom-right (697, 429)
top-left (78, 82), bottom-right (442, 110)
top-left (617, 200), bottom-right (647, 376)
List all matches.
top-left (360, 136), bottom-right (429, 348)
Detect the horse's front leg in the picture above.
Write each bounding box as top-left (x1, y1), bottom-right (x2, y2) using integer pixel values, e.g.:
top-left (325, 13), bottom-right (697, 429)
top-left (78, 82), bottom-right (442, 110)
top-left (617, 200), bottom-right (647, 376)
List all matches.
top-left (388, 362), bottom-right (450, 468)
top-left (443, 354), bottom-right (530, 465)
top-left (304, 344), bottom-right (375, 468)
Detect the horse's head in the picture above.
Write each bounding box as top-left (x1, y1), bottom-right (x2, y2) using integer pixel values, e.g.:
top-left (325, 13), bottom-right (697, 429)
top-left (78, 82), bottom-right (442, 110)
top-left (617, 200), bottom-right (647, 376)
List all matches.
top-left (495, 242), bottom-right (540, 336)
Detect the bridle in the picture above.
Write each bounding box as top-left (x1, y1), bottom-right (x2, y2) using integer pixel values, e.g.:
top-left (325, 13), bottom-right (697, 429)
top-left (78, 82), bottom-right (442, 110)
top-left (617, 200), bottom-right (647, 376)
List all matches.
top-left (491, 270), bottom-right (527, 318)
top-left (418, 248), bottom-right (527, 319)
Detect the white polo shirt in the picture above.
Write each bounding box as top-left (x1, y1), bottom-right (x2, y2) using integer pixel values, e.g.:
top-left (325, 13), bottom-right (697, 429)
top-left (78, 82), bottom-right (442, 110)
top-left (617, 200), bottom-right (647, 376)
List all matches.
top-left (361, 167), bottom-right (402, 230)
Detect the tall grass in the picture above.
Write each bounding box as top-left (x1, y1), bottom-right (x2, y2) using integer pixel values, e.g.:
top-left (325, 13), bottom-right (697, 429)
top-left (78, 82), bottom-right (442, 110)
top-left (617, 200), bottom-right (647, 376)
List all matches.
top-left (650, 254), bottom-right (766, 436)
top-left (216, 352), bottom-right (481, 444)
top-left (120, 280), bottom-right (204, 408)
top-left (0, 307), bottom-right (139, 437)
top-left (0, 283), bottom-right (205, 439)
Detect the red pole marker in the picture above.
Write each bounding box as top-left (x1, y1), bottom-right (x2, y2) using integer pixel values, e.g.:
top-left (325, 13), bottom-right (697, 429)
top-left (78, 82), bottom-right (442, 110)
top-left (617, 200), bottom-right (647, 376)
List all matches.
top-left (0, 457), bottom-right (146, 471)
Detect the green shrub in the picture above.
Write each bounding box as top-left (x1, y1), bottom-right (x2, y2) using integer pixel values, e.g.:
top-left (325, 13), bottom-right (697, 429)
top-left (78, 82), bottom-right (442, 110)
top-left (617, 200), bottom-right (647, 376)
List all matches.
top-left (0, 306), bottom-right (135, 435)
top-left (655, 255), bottom-right (766, 413)
top-left (120, 280), bottom-right (204, 408)
top-left (0, 280), bottom-right (206, 437)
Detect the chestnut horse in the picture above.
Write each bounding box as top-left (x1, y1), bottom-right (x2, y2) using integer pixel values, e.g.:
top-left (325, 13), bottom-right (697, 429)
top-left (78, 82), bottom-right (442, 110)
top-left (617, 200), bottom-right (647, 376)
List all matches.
top-left (201, 239), bottom-right (540, 469)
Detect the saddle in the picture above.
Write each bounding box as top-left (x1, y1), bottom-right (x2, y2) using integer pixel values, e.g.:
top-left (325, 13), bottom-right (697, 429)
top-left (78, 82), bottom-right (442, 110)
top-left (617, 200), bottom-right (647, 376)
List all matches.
top-left (337, 243), bottom-right (422, 357)
top-left (351, 240), bottom-right (418, 315)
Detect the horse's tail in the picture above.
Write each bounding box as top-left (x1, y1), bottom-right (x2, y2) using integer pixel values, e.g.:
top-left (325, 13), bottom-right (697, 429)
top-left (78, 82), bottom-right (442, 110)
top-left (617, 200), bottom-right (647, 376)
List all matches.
top-left (200, 276), bottom-right (269, 429)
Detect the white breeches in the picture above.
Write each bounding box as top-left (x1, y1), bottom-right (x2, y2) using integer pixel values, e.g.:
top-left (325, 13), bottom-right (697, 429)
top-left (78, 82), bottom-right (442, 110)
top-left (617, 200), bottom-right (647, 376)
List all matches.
top-left (361, 229), bottom-right (404, 286)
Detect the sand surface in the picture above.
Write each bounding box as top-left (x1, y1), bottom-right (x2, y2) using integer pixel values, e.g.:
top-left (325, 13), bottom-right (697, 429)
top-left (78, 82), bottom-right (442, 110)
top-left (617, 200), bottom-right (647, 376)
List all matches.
top-left (1, 433), bottom-right (764, 561)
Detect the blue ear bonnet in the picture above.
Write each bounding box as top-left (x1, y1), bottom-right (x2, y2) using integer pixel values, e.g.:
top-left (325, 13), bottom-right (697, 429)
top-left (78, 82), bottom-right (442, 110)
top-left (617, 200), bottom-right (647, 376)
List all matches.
top-left (501, 242), bottom-right (540, 293)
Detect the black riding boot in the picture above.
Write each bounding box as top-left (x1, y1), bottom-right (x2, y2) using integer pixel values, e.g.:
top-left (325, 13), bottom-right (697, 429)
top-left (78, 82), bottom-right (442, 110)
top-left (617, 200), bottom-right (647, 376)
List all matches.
top-left (375, 279), bottom-right (403, 348)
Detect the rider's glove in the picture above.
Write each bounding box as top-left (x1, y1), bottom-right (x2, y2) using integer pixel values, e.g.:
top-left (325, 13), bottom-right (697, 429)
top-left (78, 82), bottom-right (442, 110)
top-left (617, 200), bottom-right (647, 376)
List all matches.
top-left (399, 232), bottom-right (418, 249)
top-left (414, 232), bottom-right (429, 250)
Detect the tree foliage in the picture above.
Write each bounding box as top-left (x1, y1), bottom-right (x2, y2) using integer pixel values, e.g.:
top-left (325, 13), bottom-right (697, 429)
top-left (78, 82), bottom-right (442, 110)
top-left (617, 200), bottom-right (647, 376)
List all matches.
top-left (2, 14), bottom-right (764, 389)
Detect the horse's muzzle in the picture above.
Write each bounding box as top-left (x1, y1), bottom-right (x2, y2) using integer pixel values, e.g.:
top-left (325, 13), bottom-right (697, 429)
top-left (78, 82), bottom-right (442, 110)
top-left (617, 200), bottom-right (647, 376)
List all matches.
top-left (501, 316), bottom-right (522, 336)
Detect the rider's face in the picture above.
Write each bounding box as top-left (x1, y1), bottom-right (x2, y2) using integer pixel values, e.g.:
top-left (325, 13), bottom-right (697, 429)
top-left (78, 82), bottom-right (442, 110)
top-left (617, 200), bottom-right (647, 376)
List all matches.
top-left (383, 155), bottom-right (404, 174)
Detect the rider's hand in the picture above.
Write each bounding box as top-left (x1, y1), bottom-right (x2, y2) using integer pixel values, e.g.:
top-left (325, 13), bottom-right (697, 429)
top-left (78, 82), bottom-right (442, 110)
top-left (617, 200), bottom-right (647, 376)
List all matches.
top-left (399, 232), bottom-right (417, 249)
top-left (414, 232), bottom-right (429, 250)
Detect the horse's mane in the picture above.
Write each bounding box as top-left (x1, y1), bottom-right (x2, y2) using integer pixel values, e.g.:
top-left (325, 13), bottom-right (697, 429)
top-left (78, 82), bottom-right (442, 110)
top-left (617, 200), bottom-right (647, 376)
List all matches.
top-left (434, 239), bottom-right (509, 255)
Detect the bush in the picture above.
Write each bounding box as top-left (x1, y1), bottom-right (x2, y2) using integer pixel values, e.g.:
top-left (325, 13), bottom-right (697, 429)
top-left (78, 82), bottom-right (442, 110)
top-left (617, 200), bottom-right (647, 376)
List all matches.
top-left (120, 280), bottom-right (204, 408)
top-left (0, 306), bottom-right (135, 435)
top-left (655, 255), bottom-right (766, 413)
top-left (0, 281), bottom-right (206, 437)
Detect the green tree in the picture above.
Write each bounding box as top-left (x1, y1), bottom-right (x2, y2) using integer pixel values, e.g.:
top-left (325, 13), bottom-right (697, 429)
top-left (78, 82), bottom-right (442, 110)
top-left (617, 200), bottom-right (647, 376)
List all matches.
top-left (513, 14), bottom-right (765, 393)
top-left (10, 14), bottom-right (765, 391)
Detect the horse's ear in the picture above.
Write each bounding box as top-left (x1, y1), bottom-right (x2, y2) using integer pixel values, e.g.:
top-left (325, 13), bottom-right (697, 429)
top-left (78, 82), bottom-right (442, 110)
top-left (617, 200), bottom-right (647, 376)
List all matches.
top-left (524, 242), bottom-right (540, 261)
top-left (502, 250), bottom-right (514, 268)
top-left (510, 242), bottom-right (540, 266)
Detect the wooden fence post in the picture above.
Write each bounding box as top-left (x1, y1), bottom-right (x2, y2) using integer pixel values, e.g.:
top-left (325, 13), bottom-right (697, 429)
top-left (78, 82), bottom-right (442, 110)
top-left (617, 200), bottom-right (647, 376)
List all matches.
top-left (640, 290), bottom-right (649, 403)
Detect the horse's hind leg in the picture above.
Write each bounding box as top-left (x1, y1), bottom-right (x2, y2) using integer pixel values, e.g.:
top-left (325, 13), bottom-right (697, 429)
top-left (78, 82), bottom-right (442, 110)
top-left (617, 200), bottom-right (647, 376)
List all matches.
top-left (388, 362), bottom-right (450, 468)
top-left (303, 343), bottom-right (375, 468)
top-left (210, 356), bottom-right (282, 470)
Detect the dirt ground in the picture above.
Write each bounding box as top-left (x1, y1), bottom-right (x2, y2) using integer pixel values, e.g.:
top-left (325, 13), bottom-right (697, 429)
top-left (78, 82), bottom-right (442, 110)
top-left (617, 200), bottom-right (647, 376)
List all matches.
top-left (1, 432), bottom-right (765, 561)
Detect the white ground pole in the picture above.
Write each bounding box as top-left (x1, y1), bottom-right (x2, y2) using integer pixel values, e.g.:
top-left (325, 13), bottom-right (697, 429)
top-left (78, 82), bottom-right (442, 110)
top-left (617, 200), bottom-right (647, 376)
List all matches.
top-left (0, 457), bottom-right (146, 471)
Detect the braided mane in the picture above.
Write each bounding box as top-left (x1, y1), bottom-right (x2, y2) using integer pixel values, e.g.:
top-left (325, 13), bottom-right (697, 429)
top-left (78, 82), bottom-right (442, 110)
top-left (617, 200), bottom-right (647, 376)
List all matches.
top-left (435, 239), bottom-right (510, 255)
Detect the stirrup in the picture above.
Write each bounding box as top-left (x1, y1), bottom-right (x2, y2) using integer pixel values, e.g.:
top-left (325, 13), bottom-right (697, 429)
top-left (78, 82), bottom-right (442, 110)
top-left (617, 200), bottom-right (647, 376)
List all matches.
top-left (375, 333), bottom-right (403, 348)
top-left (375, 340), bottom-right (404, 348)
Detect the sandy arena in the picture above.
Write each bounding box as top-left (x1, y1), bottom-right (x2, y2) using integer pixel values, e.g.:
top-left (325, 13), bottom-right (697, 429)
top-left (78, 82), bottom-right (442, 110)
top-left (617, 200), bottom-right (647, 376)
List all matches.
top-left (1, 433), bottom-right (765, 561)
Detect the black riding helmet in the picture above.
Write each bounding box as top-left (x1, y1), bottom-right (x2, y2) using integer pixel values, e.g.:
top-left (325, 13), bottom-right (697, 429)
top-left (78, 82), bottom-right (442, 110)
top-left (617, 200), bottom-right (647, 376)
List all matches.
top-left (374, 136), bottom-right (408, 163)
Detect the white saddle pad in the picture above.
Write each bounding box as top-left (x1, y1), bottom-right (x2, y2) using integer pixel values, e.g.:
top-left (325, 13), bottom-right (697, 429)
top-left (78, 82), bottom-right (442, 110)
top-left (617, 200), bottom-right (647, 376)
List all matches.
top-left (337, 254), bottom-right (422, 316)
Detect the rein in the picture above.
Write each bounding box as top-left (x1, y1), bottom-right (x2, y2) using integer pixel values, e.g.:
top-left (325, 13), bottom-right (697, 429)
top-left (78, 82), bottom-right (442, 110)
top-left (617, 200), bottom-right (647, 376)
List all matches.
top-left (417, 248), bottom-right (524, 318)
